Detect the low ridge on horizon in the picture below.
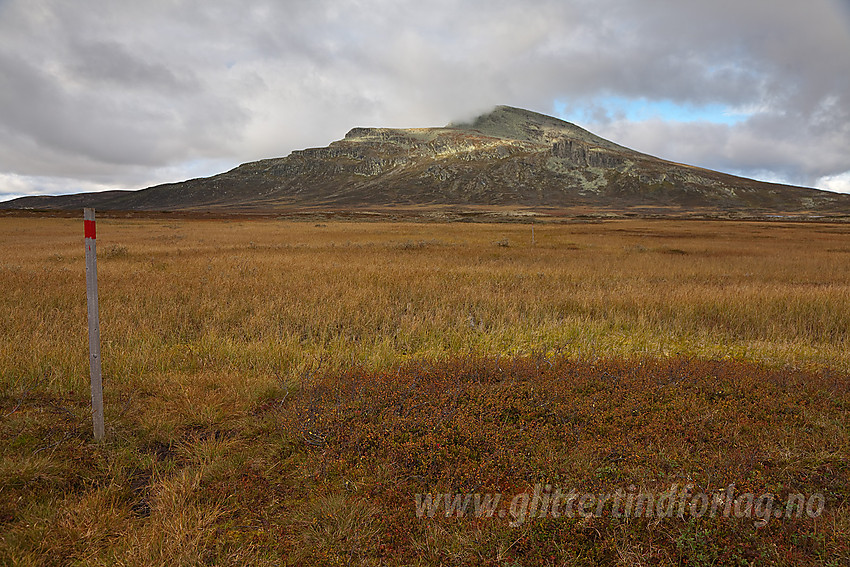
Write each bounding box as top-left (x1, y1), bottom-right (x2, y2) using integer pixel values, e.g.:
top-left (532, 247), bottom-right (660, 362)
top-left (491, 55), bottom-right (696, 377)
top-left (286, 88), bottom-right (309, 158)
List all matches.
top-left (3, 105), bottom-right (849, 216)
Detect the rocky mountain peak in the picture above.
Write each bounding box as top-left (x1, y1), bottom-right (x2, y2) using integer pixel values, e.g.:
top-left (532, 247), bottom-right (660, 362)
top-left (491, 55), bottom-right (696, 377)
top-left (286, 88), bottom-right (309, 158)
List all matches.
top-left (448, 105), bottom-right (631, 152)
top-left (3, 106), bottom-right (848, 215)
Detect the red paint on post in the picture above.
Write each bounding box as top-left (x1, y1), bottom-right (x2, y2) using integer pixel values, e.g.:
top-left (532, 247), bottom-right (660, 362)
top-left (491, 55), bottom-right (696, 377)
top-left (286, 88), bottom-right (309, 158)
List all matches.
top-left (84, 220), bottom-right (96, 239)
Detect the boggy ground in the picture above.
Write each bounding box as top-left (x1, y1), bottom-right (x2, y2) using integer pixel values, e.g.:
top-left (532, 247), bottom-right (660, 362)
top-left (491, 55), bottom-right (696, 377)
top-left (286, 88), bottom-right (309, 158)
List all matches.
top-left (1, 216), bottom-right (849, 565)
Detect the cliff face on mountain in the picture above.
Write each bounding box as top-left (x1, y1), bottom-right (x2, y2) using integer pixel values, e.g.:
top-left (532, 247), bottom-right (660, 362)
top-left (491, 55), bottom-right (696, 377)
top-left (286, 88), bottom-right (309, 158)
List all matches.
top-left (4, 105), bottom-right (848, 214)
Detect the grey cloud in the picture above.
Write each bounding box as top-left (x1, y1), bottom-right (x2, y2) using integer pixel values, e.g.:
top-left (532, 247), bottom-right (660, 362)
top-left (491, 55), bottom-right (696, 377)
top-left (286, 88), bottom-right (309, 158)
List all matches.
top-left (0, 0), bottom-right (250, 173)
top-left (0, 0), bottom-right (848, 197)
top-left (0, 46), bottom-right (246, 169)
top-left (69, 40), bottom-right (191, 91)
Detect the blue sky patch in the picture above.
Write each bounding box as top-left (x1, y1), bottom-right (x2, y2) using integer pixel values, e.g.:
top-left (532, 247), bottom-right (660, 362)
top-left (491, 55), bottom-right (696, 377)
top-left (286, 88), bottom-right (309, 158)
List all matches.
top-left (554, 96), bottom-right (749, 126)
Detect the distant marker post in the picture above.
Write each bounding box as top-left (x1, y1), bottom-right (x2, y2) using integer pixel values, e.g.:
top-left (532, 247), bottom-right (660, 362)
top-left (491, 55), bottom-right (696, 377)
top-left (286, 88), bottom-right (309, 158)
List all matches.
top-left (84, 208), bottom-right (105, 441)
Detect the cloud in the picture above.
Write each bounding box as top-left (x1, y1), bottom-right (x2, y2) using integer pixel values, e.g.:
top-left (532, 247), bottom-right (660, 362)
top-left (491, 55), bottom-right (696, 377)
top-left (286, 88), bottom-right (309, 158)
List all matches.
top-left (0, 172), bottom-right (120, 203)
top-left (0, 1), bottom-right (250, 171)
top-left (0, 0), bottom-right (848, 198)
top-left (817, 172), bottom-right (850, 194)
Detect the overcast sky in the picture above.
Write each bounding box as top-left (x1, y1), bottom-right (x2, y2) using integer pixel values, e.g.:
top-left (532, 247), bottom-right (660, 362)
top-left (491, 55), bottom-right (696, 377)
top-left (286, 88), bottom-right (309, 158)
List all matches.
top-left (1, 0), bottom-right (849, 202)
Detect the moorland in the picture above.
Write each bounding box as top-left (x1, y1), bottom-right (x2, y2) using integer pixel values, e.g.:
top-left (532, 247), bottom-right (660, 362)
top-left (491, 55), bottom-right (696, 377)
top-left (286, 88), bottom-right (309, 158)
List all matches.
top-left (1, 215), bottom-right (848, 565)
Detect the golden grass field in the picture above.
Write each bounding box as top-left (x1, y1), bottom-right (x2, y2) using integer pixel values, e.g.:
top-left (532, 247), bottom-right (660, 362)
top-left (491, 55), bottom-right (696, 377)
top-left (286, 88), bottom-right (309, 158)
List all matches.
top-left (1, 215), bottom-right (849, 565)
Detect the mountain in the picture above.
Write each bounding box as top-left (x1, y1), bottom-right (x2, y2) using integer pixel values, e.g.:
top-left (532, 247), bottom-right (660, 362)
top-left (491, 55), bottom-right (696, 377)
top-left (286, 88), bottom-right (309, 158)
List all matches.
top-left (3, 105), bottom-right (849, 215)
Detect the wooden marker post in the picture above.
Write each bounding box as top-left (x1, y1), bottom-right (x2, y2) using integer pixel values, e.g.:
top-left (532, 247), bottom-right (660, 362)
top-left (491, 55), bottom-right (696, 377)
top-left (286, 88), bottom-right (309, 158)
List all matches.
top-left (84, 208), bottom-right (105, 441)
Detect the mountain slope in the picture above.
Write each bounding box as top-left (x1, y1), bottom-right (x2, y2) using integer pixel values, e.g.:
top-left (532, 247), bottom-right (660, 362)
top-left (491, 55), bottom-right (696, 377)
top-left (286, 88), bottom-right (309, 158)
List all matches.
top-left (4, 105), bottom-right (849, 214)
